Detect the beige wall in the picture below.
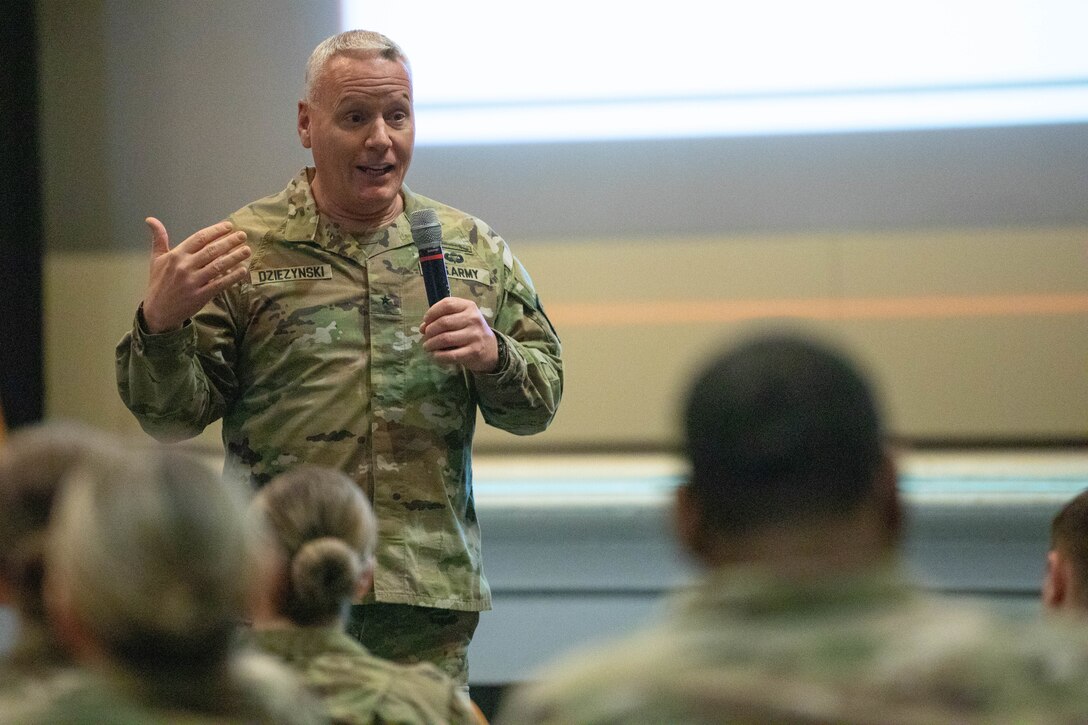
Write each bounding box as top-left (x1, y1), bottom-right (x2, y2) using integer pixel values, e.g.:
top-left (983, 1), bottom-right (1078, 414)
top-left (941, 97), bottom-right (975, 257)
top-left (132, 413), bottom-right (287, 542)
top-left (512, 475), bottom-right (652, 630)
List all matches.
top-left (46, 225), bottom-right (1088, 454)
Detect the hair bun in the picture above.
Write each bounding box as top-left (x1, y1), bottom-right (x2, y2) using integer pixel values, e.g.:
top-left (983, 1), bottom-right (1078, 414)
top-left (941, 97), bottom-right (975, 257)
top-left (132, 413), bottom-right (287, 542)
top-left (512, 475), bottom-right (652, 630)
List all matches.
top-left (288, 536), bottom-right (361, 624)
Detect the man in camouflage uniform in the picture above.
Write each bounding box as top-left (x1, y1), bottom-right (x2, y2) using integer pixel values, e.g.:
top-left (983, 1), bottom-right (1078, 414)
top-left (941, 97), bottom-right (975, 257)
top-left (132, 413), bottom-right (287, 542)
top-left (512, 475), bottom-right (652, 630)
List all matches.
top-left (498, 334), bottom-right (1088, 724)
top-left (115, 29), bottom-right (562, 686)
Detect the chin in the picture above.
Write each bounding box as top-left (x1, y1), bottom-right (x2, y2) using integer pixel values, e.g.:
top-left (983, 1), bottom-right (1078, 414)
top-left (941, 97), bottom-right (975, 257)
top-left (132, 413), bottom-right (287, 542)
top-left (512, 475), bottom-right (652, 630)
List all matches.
top-left (357, 188), bottom-right (397, 208)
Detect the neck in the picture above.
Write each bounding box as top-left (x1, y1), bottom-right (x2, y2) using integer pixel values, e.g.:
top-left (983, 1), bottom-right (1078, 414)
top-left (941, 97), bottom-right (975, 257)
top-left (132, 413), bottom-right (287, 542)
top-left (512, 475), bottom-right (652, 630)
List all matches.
top-left (249, 613), bottom-right (297, 631)
top-left (248, 587), bottom-right (296, 630)
top-left (308, 171), bottom-right (403, 233)
top-left (247, 584), bottom-right (343, 631)
top-left (698, 513), bottom-right (896, 577)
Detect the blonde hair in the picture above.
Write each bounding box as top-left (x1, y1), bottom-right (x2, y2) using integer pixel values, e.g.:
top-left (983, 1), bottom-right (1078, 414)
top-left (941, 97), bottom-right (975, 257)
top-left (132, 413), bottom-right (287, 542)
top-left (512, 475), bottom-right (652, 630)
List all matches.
top-left (304, 29), bottom-right (410, 102)
top-left (46, 446), bottom-right (259, 671)
top-left (251, 465), bottom-right (377, 625)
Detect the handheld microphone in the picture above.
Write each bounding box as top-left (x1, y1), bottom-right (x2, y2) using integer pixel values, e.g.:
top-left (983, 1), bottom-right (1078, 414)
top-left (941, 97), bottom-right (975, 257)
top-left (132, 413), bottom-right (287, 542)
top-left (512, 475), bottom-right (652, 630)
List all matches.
top-left (409, 208), bottom-right (451, 306)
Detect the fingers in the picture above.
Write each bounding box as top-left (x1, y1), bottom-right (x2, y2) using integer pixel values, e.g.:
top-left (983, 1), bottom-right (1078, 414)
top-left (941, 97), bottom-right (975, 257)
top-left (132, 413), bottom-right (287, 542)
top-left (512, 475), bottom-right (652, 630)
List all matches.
top-left (146, 217), bottom-right (242, 269)
top-left (421, 296), bottom-right (465, 326)
top-left (200, 260), bottom-right (251, 297)
top-left (426, 329), bottom-right (499, 373)
top-left (177, 220), bottom-right (237, 254)
top-left (144, 216), bottom-right (250, 301)
top-left (146, 217), bottom-right (170, 258)
top-left (140, 217), bottom-right (251, 334)
top-left (421, 305), bottom-right (472, 342)
top-left (422, 326), bottom-right (469, 352)
top-left (195, 230), bottom-right (247, 266)
top-left (195, 234), bottom-right (251, 285)
top-left (420, 301), bottom-right (498, 372)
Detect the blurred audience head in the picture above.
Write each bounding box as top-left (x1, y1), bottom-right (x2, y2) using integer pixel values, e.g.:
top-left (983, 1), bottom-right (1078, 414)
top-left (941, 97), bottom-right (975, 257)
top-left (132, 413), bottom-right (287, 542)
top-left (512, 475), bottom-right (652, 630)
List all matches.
top-left (1044, 488), bottom-right (1088, 614)
top-left (678, 332), bottom-right (897, 566)
top-left (43, 444), bottom-right (260, 677)
top-left (0, 422), bottom-right (117, 628)
top-left (250, 465), bottom-right (377, 627)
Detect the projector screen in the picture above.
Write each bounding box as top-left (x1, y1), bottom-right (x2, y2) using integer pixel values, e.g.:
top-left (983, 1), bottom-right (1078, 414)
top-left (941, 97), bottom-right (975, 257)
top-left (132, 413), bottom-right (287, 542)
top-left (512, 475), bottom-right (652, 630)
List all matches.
top-left (342, 0), bottom-right (1088, 146)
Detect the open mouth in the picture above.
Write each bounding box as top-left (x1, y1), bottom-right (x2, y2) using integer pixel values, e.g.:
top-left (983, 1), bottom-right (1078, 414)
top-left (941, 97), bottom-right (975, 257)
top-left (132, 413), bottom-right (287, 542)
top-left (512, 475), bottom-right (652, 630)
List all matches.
top-left (358, 164), bottom-right (394, 177)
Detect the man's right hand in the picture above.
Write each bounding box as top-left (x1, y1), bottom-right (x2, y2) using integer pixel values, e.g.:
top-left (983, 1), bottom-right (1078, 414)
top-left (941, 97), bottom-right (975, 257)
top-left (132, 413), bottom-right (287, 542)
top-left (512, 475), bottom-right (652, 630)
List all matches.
top-left (140, 217), bottom-right (252, 333)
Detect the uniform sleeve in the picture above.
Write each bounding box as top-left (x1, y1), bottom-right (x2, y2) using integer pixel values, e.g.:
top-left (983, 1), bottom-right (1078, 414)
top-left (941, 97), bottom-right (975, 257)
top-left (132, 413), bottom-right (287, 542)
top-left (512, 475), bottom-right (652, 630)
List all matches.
top-left (492, 681), bottom-right (567, 725)
top-left (472, 244), bottom-right (563, 436)
top-left (115, 290), bottom-right (243, 442)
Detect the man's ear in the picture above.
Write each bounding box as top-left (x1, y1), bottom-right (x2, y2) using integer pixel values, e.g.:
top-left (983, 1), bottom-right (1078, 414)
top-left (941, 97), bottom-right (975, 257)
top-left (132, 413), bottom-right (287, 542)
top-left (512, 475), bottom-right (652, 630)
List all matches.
top-left (0, 573), bottom-right (13, 606)
top-left (873, 452), bottom-right (902, 549)
top-left (43, 569), bottom-right (97, 663)
top-left (353, 557), bottom-right (374, 604)
top-left (1043, 549), bottom-right (1069, 611)
top-left (674, 483), bottom-right (708, 561)
top-left (297, 100), bottom-right (313, 149)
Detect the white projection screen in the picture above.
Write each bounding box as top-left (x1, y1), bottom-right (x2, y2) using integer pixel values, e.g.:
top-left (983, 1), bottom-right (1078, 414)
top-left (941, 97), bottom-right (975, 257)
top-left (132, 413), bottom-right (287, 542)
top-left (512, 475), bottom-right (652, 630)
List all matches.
top-left (343, 0), bottom-right (1088, 146)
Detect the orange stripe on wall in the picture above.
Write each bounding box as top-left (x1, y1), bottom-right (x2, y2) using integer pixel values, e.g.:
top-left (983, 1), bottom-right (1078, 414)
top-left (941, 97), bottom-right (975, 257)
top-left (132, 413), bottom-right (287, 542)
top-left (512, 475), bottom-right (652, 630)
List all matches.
top-left (545, 294), bottom-right (1088, 327)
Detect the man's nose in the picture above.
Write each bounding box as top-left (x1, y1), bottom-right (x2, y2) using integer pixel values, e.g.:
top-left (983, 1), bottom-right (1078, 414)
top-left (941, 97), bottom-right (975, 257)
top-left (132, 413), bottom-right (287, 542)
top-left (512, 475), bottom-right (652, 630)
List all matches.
top-left (365, 119), bottom-right (392, 150)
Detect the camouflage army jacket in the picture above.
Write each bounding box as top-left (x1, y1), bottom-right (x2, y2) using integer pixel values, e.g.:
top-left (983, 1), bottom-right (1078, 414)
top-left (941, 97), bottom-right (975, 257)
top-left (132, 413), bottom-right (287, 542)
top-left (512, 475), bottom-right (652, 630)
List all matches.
top-left (498, 563), bottom-right (1088, 724)
top-left (248, 626), bottom-right (477, 725)
top-left (116, 169), bottom-right (563, 611)
top-left (2, 650), bottom-right (325, 725)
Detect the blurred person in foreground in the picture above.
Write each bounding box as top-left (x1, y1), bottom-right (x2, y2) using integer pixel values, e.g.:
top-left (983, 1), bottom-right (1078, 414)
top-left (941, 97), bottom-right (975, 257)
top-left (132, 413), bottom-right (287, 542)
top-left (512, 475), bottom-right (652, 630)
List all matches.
top-left (0, 423), bottom-right (118, 702)
top-left (115, 28), bottom-right (563, 686)
top-left (498, 332), bottom-right (1088, 724)
top-left (247, 464), bottom-right (483, 724)
top-left (1042, 487), bottom-right (1088, 614)
top-left (4, 439), bottom-right (324, 724)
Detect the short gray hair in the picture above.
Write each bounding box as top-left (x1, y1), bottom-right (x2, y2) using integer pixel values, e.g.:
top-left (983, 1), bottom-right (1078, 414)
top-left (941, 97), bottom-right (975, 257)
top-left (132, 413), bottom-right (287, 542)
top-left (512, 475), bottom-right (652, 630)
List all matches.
top-left (304, 29), bottom-right (410, 101)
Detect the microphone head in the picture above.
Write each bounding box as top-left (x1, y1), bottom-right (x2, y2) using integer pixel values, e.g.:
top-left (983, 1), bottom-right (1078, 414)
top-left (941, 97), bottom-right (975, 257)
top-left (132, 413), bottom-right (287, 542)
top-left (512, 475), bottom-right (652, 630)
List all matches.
top-left (409, 208), bottom-right (442, 249)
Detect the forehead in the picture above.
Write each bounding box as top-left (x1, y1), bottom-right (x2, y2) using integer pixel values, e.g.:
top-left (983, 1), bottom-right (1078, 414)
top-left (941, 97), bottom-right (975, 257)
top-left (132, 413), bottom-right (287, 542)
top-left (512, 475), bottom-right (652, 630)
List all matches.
top-left (315, 52), bottom-right (412, 105)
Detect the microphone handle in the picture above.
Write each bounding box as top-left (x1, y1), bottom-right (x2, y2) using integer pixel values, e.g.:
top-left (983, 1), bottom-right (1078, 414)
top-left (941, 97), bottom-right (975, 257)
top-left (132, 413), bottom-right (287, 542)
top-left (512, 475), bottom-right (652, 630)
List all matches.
top-left (418, 246), bottom-right (451, 306)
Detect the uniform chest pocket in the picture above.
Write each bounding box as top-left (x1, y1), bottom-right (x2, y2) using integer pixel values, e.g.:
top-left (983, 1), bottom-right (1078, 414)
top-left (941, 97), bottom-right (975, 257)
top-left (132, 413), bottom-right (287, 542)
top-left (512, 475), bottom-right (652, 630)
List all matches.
top-left (245, 283), bottom-right (369, 372)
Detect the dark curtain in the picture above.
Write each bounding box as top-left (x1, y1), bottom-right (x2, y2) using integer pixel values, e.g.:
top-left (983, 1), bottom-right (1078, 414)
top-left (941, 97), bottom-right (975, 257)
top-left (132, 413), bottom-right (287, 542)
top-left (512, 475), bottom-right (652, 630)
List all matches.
top-left (0, 1), bottom-right (45, 428)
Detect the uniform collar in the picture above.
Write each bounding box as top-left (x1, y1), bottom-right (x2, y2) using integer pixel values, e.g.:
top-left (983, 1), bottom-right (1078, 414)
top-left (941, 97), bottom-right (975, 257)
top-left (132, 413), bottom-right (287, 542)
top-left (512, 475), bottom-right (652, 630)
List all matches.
top-left (282, 168), bottom-right (422, 257)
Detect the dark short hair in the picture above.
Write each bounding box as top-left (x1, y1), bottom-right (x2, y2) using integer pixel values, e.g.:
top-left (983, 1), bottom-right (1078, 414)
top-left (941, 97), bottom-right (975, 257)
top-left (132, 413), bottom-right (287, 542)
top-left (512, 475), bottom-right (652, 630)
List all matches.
top-left (1051, 489), bottom-right (1088, 607)
top-left (682, 333), bottom-right (884, 535)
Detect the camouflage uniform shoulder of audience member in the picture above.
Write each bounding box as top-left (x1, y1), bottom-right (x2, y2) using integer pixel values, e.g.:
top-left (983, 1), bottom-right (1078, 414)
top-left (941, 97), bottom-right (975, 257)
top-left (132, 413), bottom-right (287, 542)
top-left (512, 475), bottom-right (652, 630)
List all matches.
top-left (250, 626), bottom-right (476, 725)
top-left (1, 652), bottom-right (326, 725)
top-left (497, 566), bottom-right (1088, 725)
top-left (0, 667), bottom-right (87, 725)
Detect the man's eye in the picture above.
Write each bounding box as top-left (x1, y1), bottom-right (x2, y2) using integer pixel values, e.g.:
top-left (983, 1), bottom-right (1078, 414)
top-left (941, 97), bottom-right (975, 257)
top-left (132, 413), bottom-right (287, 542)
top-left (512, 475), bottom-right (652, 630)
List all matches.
top-left (347, 112), bottom-right (365, 123)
